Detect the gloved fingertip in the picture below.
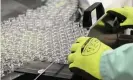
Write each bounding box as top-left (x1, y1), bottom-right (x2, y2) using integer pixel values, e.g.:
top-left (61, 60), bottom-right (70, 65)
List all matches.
top-left (68, 54), bottom-right (75, 63)
top-left (76, 37), bottom-right (89, 43)
top-left (69, 63), bottom-right (75, 68)
top-left (70, 43), bottom-right (79, 52)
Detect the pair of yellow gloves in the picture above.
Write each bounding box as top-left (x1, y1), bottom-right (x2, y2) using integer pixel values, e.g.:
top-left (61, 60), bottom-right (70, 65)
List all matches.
top-left (68, 7), bottom-right (133, 79)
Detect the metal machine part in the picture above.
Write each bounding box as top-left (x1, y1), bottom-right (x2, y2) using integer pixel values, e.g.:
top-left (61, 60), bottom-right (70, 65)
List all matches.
top-left (86, 13), bottom-right (133, 48)
top-left (125, 28), bottom-right (133, 35)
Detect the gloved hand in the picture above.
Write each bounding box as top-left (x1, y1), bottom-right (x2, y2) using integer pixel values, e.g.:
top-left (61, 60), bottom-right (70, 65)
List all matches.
top-left (107, 7), bottom-right (133, 27)
top-left (98, 7), bottom-right (133, 27)
top-left (68, 37), bottom-right (112, 79)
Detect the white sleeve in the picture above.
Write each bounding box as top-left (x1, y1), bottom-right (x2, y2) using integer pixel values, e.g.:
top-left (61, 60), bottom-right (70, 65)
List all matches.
top-left (100, 43), bottom-right (133, 80)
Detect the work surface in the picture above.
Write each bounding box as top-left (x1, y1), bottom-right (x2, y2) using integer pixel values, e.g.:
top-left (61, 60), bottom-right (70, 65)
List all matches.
top-left (2, 61), bottom-right (73, 80)
top-left (15, 61), bottom-right (72, 79)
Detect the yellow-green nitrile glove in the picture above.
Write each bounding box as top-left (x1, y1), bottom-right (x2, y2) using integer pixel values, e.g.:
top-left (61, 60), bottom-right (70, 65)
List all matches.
top-left (68, 37), bottom-right (112, 79)
top-left (107, 7), bottom-right (133, 27)
top-left (98, 7), bottom-right (133, 27)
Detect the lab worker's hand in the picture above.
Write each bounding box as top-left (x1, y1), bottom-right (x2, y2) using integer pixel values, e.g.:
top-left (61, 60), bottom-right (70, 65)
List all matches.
top-left (68, 37), bottom-right (112, 79)
top-left (107, 7), bottom-right (133, 27)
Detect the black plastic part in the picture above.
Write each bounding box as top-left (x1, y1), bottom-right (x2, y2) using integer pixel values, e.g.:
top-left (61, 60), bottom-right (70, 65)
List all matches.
top-left (71, 74), bottom-right (85, 80)
top-left (107, 11), bottom-right (126, 22)
top-left (104, 17), bottom-right (121, 33)
top-left (14, 73), bottom-right (69, 80)
top-left (83, 2), bottom-right (105, 28)
top-left (1, 72), bottom-right (24, 80)
top-left (131, 31), bottom-right (133, 35)
top-left (70, 67), bottom-right (98, 80)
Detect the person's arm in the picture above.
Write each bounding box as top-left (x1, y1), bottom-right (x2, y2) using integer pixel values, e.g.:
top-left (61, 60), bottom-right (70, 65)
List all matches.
top-left (100, 43), bottom-right (133, 80)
